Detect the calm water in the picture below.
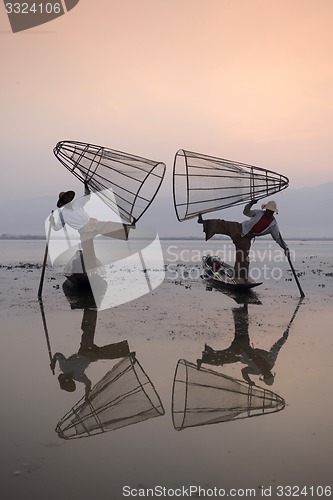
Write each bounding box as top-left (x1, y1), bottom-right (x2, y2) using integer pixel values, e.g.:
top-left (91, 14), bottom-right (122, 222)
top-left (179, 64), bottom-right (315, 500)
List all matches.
top-left (1, 239), bottom-right (332, 500)
top-left (1, 237), bottom-right (333, 261)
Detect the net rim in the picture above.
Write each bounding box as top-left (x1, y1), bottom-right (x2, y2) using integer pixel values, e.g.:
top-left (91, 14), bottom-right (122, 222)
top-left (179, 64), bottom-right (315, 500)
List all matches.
top-left (53, 140), bottom-right (166, 224)
top-left (173, 149), bottom-right (289, 222)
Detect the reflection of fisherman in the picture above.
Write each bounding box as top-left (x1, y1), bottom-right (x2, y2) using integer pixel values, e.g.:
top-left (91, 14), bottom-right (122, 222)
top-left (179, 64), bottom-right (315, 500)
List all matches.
top-left (198, 200), bottom-right (289, 280)
top-left (239, 334), bottom-right (288, 386)
top-left (197, 305), bottom-right (289, 386)
top-left (49, 183), bottom-right (136, 271)
top-left (50, 309), bottom-right (131, 399)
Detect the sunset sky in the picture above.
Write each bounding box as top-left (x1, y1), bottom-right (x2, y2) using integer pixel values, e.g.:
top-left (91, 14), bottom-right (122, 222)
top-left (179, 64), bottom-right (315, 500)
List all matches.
top-left (1, 0), bottom-right (333, 212)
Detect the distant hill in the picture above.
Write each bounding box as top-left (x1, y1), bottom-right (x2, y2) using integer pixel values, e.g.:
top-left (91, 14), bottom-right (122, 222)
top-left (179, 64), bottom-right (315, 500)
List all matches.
top-left (1, 182), bottom-right (332, 238)
top-left (275, 182), bottom-right (333, 238)
top-left (140, 181), bottom-right (333, 239)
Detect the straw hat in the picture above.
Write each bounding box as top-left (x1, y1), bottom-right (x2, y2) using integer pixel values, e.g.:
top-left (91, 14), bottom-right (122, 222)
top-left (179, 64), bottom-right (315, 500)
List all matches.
top-left (261, 200), bottom-right (278, 213)
top-left (57, 190), bottom-right (75, 208)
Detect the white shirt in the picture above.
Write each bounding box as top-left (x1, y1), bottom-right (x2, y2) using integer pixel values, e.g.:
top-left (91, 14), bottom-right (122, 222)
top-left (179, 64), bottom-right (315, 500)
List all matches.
top-left (241, 202), bottom-right (287, 250)
top-left (52, 195), bottom-right (91, 231)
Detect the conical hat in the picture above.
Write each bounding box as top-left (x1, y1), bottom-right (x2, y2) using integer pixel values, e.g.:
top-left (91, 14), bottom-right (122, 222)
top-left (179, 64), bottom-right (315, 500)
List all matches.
top-left (261, 200), bottom-right (278, 213)
top-left (57, 190), bottom-right (75, 208)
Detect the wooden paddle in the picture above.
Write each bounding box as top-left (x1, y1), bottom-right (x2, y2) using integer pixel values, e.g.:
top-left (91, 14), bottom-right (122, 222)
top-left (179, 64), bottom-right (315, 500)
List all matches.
top-left (37, 211), bottom-right (53, 299)
top-left (38, 298), bottom-right (55, 374)
top-left (286, 252), bottom-right (305, 298)
top-left (280, 233), bottom-right (305, 298)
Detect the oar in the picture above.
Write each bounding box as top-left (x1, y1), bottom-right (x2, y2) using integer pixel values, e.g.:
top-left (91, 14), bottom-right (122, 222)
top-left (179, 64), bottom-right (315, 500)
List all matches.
top-left (280, 233), bottom-right (305, 298)
top-left (287, 252), bottom-right (305, 298)
top-left (37, 211), bottom-right (53, 299)
top-left (38, 298), bottom-right (55, 375)
top-left (284, 296), bottom-right (304, 335)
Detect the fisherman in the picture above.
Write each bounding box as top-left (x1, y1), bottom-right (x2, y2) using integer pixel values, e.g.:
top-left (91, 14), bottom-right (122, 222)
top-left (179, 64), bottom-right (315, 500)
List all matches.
top-left (50, 351), bottom-right (92, 400)
top-left (50, 308), bottom-right (131, 400)
top-left (197, 304), bottom-right (290, 386)
top-left (198, 199), bottom-right (289, 280)
top-left (50, 182), bottom-right (136, 271)
top-left (198, 335), bottom-right (288, 386)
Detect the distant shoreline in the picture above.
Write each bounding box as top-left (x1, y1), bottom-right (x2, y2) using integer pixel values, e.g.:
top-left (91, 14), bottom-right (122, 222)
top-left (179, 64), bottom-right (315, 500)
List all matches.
top-left (1, 235), bottom-right (333, 241)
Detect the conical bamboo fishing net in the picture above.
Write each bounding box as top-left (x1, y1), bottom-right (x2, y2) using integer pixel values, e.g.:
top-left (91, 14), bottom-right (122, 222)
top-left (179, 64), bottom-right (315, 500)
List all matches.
top-left (54, 140), bottom-right (166, 224)
top-left (172, 360), bottom-right (285, 431)
top-left (173, 149), bottom-right (289, 221)
top-left (56, 355), bottom-right (165, 439)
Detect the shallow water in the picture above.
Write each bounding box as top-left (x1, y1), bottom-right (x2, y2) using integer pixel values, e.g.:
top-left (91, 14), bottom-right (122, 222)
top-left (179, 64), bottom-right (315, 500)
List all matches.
top-left (1, 240), bottom-right (332, 500)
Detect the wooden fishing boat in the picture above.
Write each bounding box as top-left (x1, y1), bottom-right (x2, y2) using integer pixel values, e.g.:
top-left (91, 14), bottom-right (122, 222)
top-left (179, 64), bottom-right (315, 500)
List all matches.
top-left (202, 255), bottom-right (262, 291)
top-left (63, 250), bottom-right (105, 287)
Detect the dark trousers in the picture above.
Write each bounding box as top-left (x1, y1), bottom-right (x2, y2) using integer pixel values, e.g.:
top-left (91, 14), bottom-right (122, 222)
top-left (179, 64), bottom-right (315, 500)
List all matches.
top-left (202, 219), bottom-right (252, 279)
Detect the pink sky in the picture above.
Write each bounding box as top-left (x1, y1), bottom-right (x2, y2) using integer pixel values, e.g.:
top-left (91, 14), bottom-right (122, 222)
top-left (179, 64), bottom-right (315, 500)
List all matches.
top-left (1, 0), bottom-right (333, 204)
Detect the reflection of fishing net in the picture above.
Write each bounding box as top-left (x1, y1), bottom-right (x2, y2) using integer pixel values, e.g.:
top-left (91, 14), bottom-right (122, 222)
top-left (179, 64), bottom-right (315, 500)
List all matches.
top-left (173, 149), bottom-right (289, 221)
top-left (172, 360), bottom-right (285, 431)
top-left (56, 355), bottom-right (165, 439)
top-left (53, 140), bottom-right (166, 224)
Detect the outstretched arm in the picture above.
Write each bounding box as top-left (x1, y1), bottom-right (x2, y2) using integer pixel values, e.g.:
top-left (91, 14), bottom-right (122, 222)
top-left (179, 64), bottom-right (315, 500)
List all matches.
top-left (126, 218), bottom-right (136, 229)
top-left (83, 377), bottom-right (92, 401)
top-left (271, 226), bottom-right (289, 255)
top-left (243, 199), bottom-right (258, 217)
top-left (49, 211), bottom-right (65, 231)
top-left (241, 367), bottom-right (255, 386)
top-left (50, 352), bottom-right (64, 371)
top-left (84, 181), bottom-right (90, 196)
top-left (72, 182), bottom-right (91, 208)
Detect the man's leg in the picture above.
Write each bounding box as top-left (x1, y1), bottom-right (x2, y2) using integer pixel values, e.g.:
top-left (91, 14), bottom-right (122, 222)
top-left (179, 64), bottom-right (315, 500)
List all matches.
top-left (199, 348), bottom-right (241, 367)
top-left (80, 235), bottom-right (98, 272)
top-left (234, 237), bottom-right (251, 280)
top-left (199, 217), bottom-right (242, 242)
top-left (79, 309), bottom-right (98, 350)
top-left (79, 340), bottom-right (131, 361)
top-left (94, 221), bottom-right (129, 241)
top-left (215, 222), bottom-right (251, 280)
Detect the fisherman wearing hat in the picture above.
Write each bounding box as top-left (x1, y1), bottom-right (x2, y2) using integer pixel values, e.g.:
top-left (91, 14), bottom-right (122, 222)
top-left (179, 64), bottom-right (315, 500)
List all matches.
top-left (51, 352), bottom-right (92, 400)
top-left (198, 332), bottom-right (288, 386)
top-left (197, 304), bottom-right (290, 386)
top-left (50, 308), bottom-right (131, 400)
top-left (50, 183), bottom-right (135, 271)
top-left (198, 199), bottom-right (289, 281)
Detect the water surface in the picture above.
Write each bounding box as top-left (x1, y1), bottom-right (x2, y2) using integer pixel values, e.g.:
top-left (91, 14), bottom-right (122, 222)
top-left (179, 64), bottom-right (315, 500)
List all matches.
top-left (1, 240), bottom-right (332, 499)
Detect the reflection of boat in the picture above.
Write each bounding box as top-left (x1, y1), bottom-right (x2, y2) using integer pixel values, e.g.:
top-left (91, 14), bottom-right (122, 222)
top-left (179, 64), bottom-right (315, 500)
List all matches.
top-left (205, 281), bottom-right (262, 305)
top-left (63, 250), bottom-right (105, 287)
top-left (62, 274), bottom-right (108, 310)
top-left (202, 255), bottom-right (262, 291)
top-left (172, 359), bottom-right (285, 431)
top-left (56, 355), bottom-right (165, 439)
